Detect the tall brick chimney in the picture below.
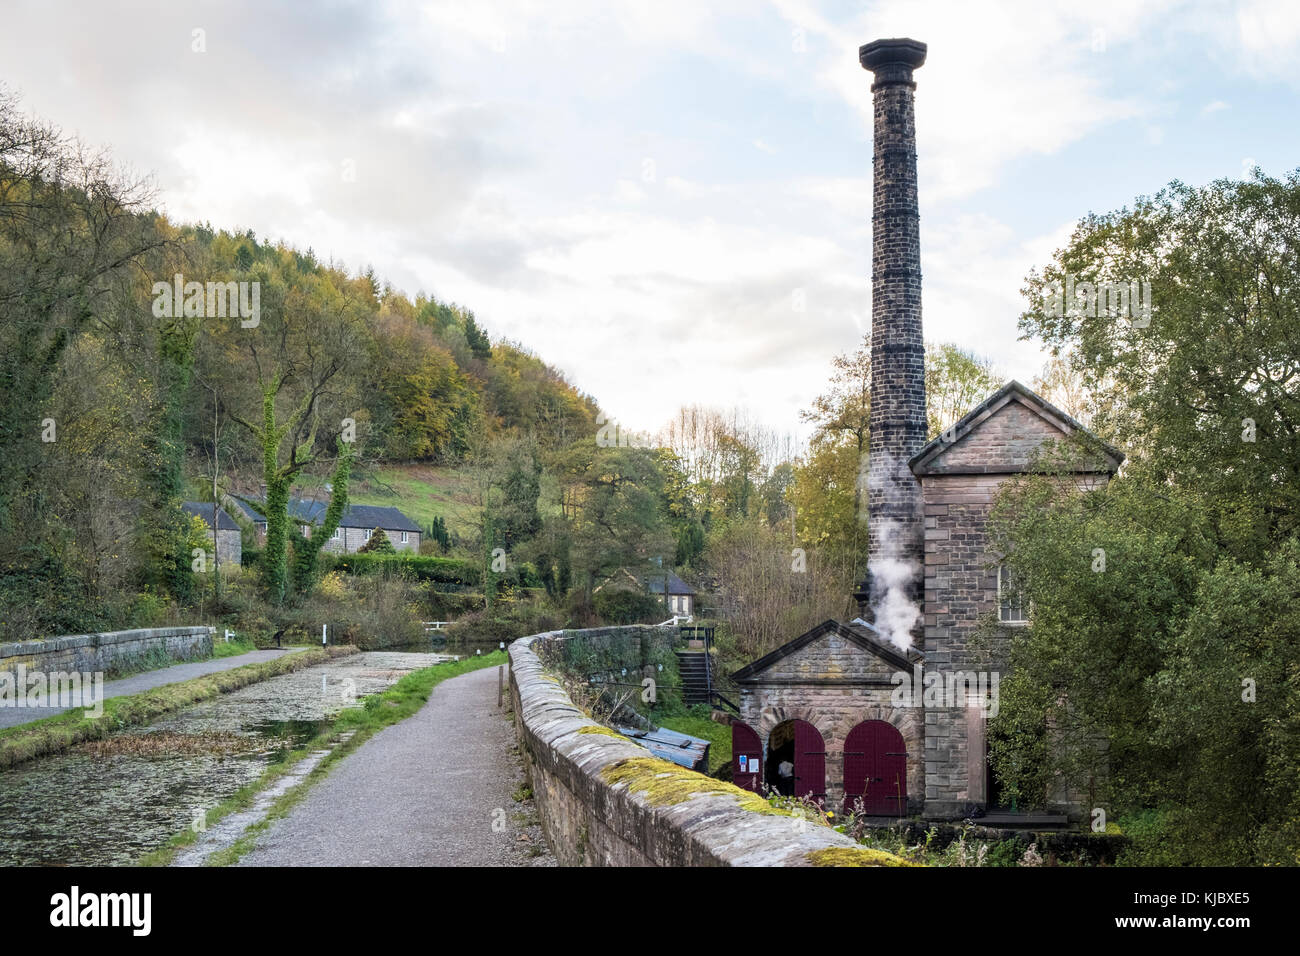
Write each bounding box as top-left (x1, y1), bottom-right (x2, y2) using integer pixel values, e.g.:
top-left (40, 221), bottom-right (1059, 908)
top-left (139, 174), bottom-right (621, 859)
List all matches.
top-left (854, 38), bottom-right (927, 640)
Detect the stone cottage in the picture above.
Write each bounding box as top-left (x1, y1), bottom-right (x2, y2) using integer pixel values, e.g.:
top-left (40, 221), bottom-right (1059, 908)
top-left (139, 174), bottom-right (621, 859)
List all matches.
top-left (182, 502), bottom-right (242, 568)
top-left (230, 497), bottom-right (421, 554)
top-left (594, 567), bottom-right (698, 618)
top-left (727, 38), bottom-right (1123, 822)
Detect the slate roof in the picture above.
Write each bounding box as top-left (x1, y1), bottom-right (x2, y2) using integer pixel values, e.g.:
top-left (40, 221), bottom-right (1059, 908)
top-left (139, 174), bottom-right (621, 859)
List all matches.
top-left (229, 498), bottom-right (266, 523)
top-left (181, 502), bottom-right (240, 532)
top-left (641, 570), bottom-right (695, 596)
top-left (909, 379), bottom-right (1124, 476)
top-left (287, 498), bottom-right (328, 523)
top-left (234, 497), bottom-right (419, 534)
top-left (337, 504), bottom-right (421, 533)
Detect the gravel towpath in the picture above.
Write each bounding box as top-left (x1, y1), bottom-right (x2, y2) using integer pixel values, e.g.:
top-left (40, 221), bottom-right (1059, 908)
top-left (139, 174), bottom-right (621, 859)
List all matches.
top-left (237, 662), bottom-right (552, 866)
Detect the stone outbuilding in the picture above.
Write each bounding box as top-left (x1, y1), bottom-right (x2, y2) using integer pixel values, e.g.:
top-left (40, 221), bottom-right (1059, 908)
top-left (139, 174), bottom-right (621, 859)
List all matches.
top-left (182, 501), bottom-right (242, 569)
top-left (731, 619), bottom-right (924, 816)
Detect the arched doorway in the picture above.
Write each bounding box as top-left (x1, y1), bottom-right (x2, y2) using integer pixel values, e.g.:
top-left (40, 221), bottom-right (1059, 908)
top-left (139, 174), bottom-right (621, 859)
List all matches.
top-left (731, 722), bottom-right (763, 793)
top-left (766, 719), bottom-right (826, 806)
top-left (843, 720), bottom-right (906, 816)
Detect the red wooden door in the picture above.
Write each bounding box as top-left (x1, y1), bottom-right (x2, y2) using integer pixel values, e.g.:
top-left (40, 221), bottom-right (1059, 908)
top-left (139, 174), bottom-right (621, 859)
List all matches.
top-left (843, 720), bottom-right (906, 816)
top-left (731, 722), bottom-right (763, 794)
top-left (792, 719), bottom-right (826, 807)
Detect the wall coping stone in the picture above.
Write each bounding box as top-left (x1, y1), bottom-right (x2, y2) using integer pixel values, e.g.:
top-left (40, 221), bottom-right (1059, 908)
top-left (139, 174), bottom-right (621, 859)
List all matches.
top-left (0, 626), bottom-right (216, 661)
top-left (511, 627), bottom-right (875, 867)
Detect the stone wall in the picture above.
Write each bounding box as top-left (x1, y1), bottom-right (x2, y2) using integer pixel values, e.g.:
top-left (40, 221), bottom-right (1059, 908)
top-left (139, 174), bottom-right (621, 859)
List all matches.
top-left (919, 473), bottom-right (1007, 817)
top-left (509, 627), bottom-right (877, 866)
top-left (213, 528), bottom-right (242, 568)
top-left (322, 527), bottom-right (419, 554)
top-left (0, 626), bottom-right (215, 679)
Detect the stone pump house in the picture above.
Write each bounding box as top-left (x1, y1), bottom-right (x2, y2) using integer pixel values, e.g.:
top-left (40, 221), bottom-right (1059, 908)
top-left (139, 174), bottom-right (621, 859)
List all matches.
top-left (729, 381), bottom-right (1123, 819)
top-left (729, 37), bottom-right (1122, 821)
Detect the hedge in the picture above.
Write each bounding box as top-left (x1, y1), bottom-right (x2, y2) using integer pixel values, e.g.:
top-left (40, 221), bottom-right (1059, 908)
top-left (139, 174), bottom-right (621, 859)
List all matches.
top-left (331, 553), bottom-right (481, 584)
top-left (329, 553), bottom-right (542, 588)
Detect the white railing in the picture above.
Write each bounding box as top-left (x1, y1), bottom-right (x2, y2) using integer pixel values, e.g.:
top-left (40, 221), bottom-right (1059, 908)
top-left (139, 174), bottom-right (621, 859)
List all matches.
top-left (657, 614), bottom-right (694, 627)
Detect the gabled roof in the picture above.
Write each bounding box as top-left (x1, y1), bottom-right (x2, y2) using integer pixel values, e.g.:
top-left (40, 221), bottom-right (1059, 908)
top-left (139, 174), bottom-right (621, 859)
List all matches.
top-left (338, 504), bottom-right (421, 533)
top-left (287, 498), bottom-right (328, 523)
top-left (642, 570), bottom-right (695, 596)
top-left (593, 567), bottom-right (695, 596)
top-left (239, 496), bottom-right (420, 534)
top-left (182, 502), bottom-right (240, 532)
top-left (909, 379), bottom-right (1124, 477)
top-left (230, 498), bottom-right (266, 523)
top-left (730, 619), bottom-right (921, 683)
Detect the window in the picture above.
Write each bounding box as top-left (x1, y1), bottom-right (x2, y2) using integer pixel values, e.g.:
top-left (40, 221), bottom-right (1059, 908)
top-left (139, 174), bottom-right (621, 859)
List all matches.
top-left (331, 528), bottom-right (340, 541)
top-left (364, 529), bottom-right (372, 541)
top-left (998, 565), bottom-right (1028, 624)
top-left (400, 531), bottom-right (408, 543)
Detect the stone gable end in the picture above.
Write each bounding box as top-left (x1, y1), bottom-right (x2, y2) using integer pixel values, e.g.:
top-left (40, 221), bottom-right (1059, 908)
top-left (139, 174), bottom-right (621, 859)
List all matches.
top-left (928, 398), bottom-right (1069, 472)
top-left (757, 631), bottom-right (903, 683)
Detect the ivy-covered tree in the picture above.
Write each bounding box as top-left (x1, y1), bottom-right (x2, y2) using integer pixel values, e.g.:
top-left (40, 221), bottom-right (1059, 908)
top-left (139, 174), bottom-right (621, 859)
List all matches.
top-left (291, 440), bottom-right (353, 595)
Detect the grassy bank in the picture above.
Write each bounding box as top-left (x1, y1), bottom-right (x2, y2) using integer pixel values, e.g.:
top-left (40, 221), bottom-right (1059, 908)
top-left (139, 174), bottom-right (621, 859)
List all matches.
top-left (0, 646), bottom-right (357, 771)
top-left (140, 649), bottom-right (509, 866)
top-left (658, 708), bottom-right (733, 775)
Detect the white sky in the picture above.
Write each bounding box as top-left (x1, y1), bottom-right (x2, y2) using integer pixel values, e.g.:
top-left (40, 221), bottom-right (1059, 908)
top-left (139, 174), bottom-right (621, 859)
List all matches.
top-left (3, 0), bottom-right (1298, 439)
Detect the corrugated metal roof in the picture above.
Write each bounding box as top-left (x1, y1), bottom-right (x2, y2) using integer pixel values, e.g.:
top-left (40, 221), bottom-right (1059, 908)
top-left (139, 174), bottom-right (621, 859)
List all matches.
top-left (615, 725), bottom-right (710, 772)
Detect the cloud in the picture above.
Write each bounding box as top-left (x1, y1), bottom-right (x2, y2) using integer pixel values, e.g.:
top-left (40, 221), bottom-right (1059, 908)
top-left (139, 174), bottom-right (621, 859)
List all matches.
top-left (1, 0), bottom-right (1292, 443)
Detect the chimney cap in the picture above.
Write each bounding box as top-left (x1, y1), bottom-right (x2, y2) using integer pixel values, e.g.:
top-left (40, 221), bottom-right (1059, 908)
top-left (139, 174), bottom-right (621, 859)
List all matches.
top-left (859, 37), bottom-right (927, 72)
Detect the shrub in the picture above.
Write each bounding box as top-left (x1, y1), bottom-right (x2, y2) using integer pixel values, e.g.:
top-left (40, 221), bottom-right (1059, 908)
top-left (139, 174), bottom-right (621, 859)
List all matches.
top-left (592, 588), bottom-right (665, 625)
top-left (334, 553), bottom-right (480, 585)
top-left (357, 528), bottom-right (396, 554)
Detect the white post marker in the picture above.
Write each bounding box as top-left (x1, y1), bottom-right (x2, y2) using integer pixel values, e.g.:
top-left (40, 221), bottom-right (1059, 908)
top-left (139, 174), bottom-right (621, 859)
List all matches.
top-left (322, 624), bottom-right (328, 645)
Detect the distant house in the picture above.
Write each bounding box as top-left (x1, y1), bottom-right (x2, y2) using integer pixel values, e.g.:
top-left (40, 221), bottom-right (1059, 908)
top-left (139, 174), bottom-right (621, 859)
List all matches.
top-left (596, 567), bottom-right (697, 617)
top-left (230, 495), bottom-right (420, 555)
top-left (181, 502), bottom-right (242, 568)
top-left (644, 570), bottom-right (697, 617)
top-left (325, 504), bottom-right (421, 554)
top-left (229, 497), bottom-right (268, 538)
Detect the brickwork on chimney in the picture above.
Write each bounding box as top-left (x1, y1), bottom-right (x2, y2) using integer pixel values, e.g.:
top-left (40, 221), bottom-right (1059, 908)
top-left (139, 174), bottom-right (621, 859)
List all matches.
top-left (858, 39), bottom-right (928, 629)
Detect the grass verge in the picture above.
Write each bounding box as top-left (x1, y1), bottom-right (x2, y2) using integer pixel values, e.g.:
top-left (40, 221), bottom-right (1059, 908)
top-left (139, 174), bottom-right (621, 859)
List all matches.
top-left (0, 646), bottom-right (357, 771)
top-left (658, 710), bottom-right (732, 775)
top-left (211, 638), bottom-right (259, 659)
top-left (139, 649), bottom-right (509, 867)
